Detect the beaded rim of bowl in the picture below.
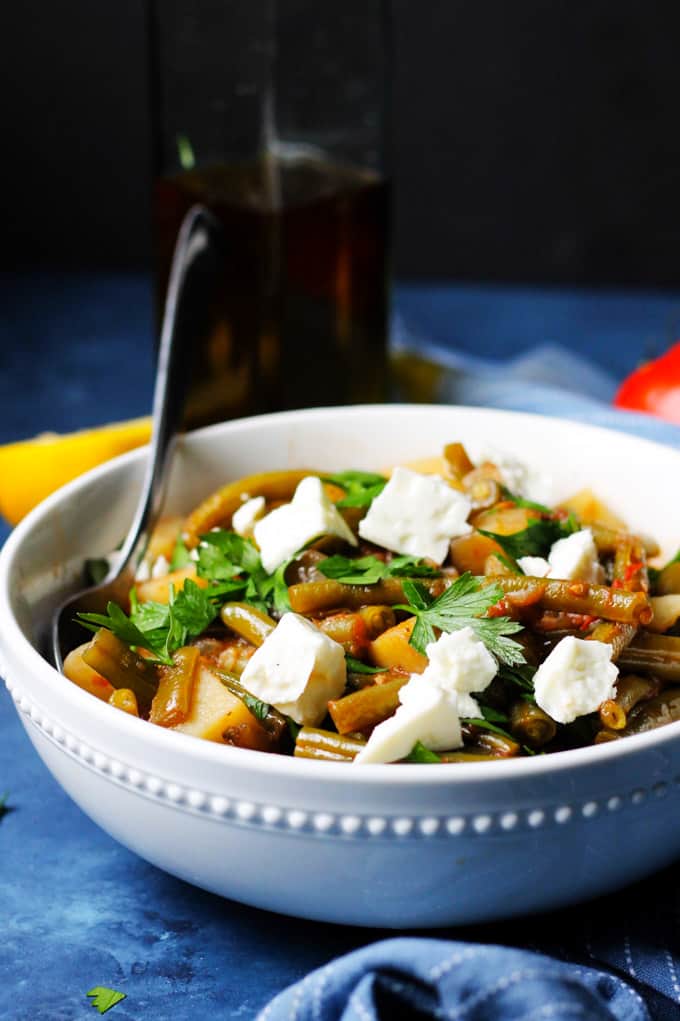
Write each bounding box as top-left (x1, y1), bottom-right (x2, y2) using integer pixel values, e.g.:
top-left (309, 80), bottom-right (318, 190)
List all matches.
top-left (6, 674), bottom-right (673, 840)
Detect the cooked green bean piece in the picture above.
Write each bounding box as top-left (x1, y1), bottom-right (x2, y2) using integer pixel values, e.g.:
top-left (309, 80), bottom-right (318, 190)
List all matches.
top-left (599, 672), bottom-right (663, 732)
top-left (439, 750), bottom-right (504, 763)
top-left (461, 722), bottom-right (521, 758)
top-left (149, 646), bottom-right (199, 727)
top-left (217, 670), bottom-right (288, 742)
top-left (82, 628), bottom-right (158, 712)
top-left (587, 621), bottom-right (637, 661)
top-left (492, 577), bottom-right (653, 625)
top-left (598, 700), bottom-right (626, 731)
top-left (657, 561), bottom-right (680, 596)
top-left (591, 523), bottom-right (659, 559)
top-left (184, 469), bottom-right (316, 546)
top-left (317, 613), bottom-right (369, 656)
top-left (294, 727), bottom-right (366, 762)
top-left (358, 605), bottom-right (397, 638)
top-left (613, 537), bottom-right (648, 593)
top-left (328, 675), bottom-right (409, 735)
top-left (618, 634), bottom-right (680, 683)
top-left (594, 728), bottom-right (622, 744)
top-left (509, 700), bottom-right (557, 748)
top-left (622, 687), bottom-right (680, 736)
top-left (220, 602), bottom-right (276, 647)
top-left (288, 577), bottom-right (447, 614)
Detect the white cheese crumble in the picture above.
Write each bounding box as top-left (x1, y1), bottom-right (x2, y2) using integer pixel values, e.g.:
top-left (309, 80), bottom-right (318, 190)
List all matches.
top-left (533, 636), bottom-right (618, 724)
top-left (546, 528), bottom-right (604, 583)
top-left (253, 476), bottom-right (357, 574)
top-left (477, 447), bottom-right (555, 505)
top-left (232, 495), bottom-right (266, 538)
top-left (354, 626), bottom-right (497, 764)
top-left (517, 555), bottom-right (551, 577)
top-left (354, 678), bottom-right (462, 764)
top-left (357, 466), bottom-right (471, 565)
top-left (239, 612), bottom-right (346, 726)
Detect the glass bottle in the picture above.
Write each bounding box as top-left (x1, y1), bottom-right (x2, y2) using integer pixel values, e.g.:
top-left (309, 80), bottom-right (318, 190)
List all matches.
top-left (148, 1), bottom-right (391, 427)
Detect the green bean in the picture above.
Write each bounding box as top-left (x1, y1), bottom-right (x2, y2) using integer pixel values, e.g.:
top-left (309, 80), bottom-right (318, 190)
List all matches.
top-left (618, 634), bottom-right (680, 683)
top-left (509, 700), bottom-right (557, 748)
top-left (591, 523), bottom-right (659, 559)
top-left (656, 561), bottom-right (680, 596)
top-left (358, 605), bottom-right (397, 638)
top-left (587, 622), bottom-right (637, 661)
top-left (622, 687), bottom-right (680, 736)
top-left (294, 727), bottom-right (366, 761)
top-left (492, 576), bottom-right (653, 625)
top-left (149, 647), bottom-right (199, 727)
top-left (184, 469), bottom-right (316, 546)
top-left (82, 628), bottom-right (158, 712)
top-left (461, 722), bottom-right (521, 758)
top-left (216, 670), bottom-right (288, 743)
top-left (439, 750), bottom-right (504, 763)
top-left (317, 613), bottom-right (369, 656)
top-left (613, 536), bottom-right (648, 593)
top-left (288, 577), bottom-right (447, 614)
top-left (328, 676), bottom-right (409, 735)
top-left (220, 602), bottom-right (275, 647)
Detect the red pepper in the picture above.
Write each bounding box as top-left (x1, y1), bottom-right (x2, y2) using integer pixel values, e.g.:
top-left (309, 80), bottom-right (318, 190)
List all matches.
top-left (614, 342), bottom-right (680, 425)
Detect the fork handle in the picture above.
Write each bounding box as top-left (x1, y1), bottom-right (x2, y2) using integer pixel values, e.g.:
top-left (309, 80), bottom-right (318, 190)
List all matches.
top-left (111, 205), bottom-right (223, 581)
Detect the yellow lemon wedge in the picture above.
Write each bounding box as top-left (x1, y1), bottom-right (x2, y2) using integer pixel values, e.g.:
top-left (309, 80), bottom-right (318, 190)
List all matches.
top-left (0, 416), bottom-right (152, 525)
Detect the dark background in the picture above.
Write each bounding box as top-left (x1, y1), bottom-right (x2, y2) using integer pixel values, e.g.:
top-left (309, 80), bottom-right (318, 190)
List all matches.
top-left (3, 1), bottom-right (680, 286)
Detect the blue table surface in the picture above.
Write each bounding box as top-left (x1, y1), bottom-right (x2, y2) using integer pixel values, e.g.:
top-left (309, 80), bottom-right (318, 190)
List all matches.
top-left (2, 271), bottom-right (680, 1020)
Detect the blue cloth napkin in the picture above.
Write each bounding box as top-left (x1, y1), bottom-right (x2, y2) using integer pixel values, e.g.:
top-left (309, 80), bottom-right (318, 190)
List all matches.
top-left (259, 337), bottom-right (680, 1021)
top-left (258, 938), bottom-right (651, 1020)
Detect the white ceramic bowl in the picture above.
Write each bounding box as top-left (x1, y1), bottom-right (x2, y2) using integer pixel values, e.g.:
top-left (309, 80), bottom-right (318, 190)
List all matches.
top-left (3, 405), bottom-right (680, 928)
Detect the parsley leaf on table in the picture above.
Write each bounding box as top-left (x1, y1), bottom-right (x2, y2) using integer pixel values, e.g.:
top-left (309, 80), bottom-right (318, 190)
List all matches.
top-left (86, 987), bottom-right (126, 1014)
top-left (318, 553), bottom-right (439, 586)
top-left (395, 573), bottom-right (526, 666)
top-left (321, 470), bottom-right (387, 508)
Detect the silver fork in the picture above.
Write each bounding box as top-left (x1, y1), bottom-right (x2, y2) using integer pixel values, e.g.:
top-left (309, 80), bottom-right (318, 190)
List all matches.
top-left (52, 205), bottom-right (223, 669)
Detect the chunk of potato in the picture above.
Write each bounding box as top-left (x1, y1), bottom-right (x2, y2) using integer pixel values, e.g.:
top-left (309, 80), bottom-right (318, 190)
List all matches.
top-left (368, 618), bottom-right (428, 674)
top-left (172, 664), bottom-right (271, 750)
top-left (559, 489), bottom-right (627, 531)
top-left (136, 565), bottom-right (207, 604)
top-left (63, 642), bottom-right (115, 701)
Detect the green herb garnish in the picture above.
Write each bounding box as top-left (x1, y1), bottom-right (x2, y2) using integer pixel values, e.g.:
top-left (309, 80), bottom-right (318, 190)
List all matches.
top-left (345, 655), bottom-right (385, 675)
top-left (169, 534), bottom-right (191, 571)
top-left (395, 573), bottom-right (526, 666)
top-left (78, 579), bottom-right (218, 666)
top-left (322, 470), bottom-right (387, 508)
top-left (462, 717), bottom-right (516, 742)
top-left (500, 486), bottom-right (553, 515)
top-left (86, 987), bottom-right (126, 1015)
top-left (404, 741), bottom-right (442, 764)
top-left (318, 553), bottom-right (439, 586)
top-left (498, 662), bottom-right (536, 702)
top-left (478, 514), bottom-right (578, 561)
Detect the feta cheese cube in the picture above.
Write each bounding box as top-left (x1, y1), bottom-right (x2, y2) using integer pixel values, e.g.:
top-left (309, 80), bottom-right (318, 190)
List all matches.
top-left (477, 448), bottom-right (555, 505)
top-left (358, 466), bottom-right (471, 564)
top-left (423, 626), bottom-right (498, 699)
top-left (354, 626), bottom-right (496, 764)
top-left (240, 612), bottom-right (346, 726)
top-left (354, 676), bottom-right (463, 764)
top-left (232, 495), bottom-right (266, 538)
top-left (254, 476), bottom-right (357, 574)
top-left (547, 528), bottom-right (604, 583)
top-left (517, 556), bottom-right (551, 577)
top-left (151, 554), bottom-right (170, 579)
top-left (533, 636), bottom-right (618, 724)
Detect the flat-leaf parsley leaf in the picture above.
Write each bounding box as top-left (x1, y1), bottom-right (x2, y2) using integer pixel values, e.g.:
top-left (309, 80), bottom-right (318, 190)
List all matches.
top-left (86, 987), bottom-right (126, 1014)
top-left (318, 553), bottom-right (439, 586)
top-left (321, 470), bottom-right (387, 508)
top-left (395, 573), bottom-right (526, 666)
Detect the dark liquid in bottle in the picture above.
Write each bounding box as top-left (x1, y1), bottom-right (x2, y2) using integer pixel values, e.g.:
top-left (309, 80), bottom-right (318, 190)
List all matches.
top-left (153, 150), bottom-right (390, 427)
